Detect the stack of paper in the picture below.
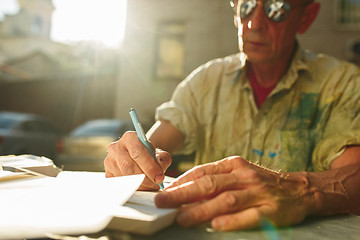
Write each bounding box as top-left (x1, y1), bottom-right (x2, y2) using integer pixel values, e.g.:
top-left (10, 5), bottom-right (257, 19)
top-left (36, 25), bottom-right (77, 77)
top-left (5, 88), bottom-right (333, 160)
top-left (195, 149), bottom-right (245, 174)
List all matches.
top-left (0, 171), bottom-right (177, 239)
top-left (0, 154), bottom-right (61, 178)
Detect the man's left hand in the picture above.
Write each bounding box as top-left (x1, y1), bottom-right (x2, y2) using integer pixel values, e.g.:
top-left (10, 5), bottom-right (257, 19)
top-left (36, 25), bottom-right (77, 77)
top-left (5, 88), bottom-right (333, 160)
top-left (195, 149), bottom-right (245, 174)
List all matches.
top-left (155, 156), bottom-right (318, 231)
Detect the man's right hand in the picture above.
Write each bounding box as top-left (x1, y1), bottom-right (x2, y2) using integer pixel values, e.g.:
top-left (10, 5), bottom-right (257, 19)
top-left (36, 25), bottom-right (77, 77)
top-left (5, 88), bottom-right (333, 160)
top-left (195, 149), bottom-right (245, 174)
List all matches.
top-left (104, 131), bottom-right (172, 190)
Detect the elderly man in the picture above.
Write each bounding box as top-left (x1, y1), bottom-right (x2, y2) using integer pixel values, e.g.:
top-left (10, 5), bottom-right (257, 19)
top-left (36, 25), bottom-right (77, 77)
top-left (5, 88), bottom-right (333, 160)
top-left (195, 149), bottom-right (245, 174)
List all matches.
top-left (104, 0), bottom-right (360, 231)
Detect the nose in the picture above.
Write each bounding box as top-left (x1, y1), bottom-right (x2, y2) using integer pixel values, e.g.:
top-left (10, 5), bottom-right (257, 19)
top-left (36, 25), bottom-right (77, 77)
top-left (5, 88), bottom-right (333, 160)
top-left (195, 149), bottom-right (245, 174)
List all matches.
top-left (247, 1), bottom-right (267, 30)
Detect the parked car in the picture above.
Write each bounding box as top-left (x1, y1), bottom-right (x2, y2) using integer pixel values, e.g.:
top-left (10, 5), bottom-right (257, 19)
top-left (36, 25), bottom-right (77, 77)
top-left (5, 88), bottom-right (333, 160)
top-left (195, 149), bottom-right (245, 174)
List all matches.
top-left (0, 111), bottom-right (63, 160)
top-left (58, 119), bottom-right (133, 171)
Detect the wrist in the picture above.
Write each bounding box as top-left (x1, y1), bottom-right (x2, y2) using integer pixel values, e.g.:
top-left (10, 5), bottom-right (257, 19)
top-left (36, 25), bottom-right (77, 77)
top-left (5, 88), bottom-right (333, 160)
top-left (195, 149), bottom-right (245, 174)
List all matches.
top-left (305, 169), bottom-right (354, 216)
top-left (301, 172), bottom-right (325, 215)
top-left (278, 171), bottom-right (322, 216)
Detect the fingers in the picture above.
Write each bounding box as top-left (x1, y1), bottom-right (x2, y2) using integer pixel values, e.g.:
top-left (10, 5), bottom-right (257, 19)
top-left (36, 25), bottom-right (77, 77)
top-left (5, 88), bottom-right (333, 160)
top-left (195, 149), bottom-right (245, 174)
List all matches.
top-left (122, 132), bottom-right (165, 183)
top-left (156, 157), bottom-right (309, 231)
top-left (104, 152), bottom-right (159, 190)
top-left (169, 156), bottom-right (249, 188)
top-left (138, 150), bottom-right (172, 190)
top-left (138, 178), bottom-right (161, 190)
top-left (211, 207), bottom-right (264, 231)
top-left (174, 190), bottom-right (249, 226)
top-left (104, 131), bottom-right (172, 189)
top-left (104, 135), bottom-right (143, 177)
top-left (154, 163), bottom-right (274, 230)
top-left (155, 172), bottom-right (251, 208)
top-left (174, 188), bottom-right (269, 230)
top-left (156, 164), bottom-right (261, 208)
top-left (176, 200), bottom-right (278, 231)
top-left (104, 155), bottom-right (121, 177)
top-left (155, 149), bottom-right (172, 173)
top-left (104, 169), bottom-right (115, 178)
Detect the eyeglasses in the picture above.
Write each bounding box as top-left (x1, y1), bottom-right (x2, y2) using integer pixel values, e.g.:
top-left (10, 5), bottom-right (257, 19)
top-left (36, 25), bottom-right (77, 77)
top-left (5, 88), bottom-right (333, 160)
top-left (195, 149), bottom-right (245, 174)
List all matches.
top-left (230, 0), bottom-right (311, 23)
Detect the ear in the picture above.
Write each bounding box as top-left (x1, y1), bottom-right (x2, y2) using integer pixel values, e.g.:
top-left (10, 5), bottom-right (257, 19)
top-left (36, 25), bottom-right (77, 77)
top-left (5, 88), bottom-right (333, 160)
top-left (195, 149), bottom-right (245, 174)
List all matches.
top-left (298, 2), bottom-right (320, 34)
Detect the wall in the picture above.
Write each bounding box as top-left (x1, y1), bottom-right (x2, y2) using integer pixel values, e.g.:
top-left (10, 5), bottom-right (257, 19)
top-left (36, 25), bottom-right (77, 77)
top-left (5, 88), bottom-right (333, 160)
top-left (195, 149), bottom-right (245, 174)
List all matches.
top-left (115, 0), bottom-right (238, 128)
top-left (298, 0), bottom-right (360, 61)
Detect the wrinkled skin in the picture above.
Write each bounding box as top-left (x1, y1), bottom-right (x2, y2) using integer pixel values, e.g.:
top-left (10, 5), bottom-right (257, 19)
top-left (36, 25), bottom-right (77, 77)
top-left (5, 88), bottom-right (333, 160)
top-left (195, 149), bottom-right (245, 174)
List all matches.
top-left (104, 131), bottom-right (172, 190)
top-left (155, 156), bottom-right (317, 231)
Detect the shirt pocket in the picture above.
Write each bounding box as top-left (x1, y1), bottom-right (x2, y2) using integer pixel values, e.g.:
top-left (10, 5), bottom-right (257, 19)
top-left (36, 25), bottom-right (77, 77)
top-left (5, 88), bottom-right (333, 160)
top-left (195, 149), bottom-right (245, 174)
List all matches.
top-left (280, 129), bottom-right (315, 172)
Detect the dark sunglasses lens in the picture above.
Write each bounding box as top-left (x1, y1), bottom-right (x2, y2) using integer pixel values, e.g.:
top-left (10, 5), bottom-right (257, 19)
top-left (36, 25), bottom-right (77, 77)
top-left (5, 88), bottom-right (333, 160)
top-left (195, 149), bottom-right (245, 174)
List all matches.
top-left (240, 0), bottom-right (257, 19)
top-left (264, 0), bottom-right (291, 22)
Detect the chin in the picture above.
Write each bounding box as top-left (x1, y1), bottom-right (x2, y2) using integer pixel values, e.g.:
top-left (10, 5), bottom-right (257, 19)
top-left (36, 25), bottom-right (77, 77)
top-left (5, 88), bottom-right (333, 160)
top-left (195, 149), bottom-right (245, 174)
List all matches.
top-left (245, 55), bottom-right (270, 64)
top-left (244, 48), bottom-right (267, 59)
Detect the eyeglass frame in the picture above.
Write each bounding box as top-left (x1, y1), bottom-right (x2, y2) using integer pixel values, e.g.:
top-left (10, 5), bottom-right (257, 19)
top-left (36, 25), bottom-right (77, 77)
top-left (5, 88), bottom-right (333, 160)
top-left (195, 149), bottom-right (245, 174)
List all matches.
top-left (229, 0), bottom-right (314, 23)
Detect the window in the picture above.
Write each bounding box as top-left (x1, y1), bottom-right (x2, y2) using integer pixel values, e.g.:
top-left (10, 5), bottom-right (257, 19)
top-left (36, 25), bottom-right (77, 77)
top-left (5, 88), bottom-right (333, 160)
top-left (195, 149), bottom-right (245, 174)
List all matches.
top-left (335, 0), bottom-right (360, 29)
top-left (154, 21), bottom-right (186, 81)
top-left (31, 15), bottom-right (42, 34)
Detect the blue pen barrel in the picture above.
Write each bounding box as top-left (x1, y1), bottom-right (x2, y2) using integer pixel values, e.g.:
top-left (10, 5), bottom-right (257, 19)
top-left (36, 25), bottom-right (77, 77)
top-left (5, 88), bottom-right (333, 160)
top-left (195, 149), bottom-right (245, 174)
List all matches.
top-left (129, 108), bottom-right (164, 190)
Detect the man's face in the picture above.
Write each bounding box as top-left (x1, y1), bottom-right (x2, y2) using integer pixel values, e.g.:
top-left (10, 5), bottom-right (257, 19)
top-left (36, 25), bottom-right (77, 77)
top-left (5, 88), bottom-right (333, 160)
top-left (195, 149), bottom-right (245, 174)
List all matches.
top-left (235, 0), bottom-right (308, 64)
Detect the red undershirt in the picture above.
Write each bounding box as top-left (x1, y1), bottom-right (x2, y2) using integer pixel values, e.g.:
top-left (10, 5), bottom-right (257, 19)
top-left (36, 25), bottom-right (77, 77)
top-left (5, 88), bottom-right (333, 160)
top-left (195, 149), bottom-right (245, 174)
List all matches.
top-left (247, 66), bottom-right (277, 108)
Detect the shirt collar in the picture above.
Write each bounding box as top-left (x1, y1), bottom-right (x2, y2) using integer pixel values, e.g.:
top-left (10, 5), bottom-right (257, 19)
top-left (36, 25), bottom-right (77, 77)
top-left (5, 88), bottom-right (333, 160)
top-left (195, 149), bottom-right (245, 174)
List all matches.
top-left (226, 52), bottom-right (247, 74)
top-left (224, 52), bottom-right (248, 87)
top-left (226, 43), bottom-right (312, 90)
top-left (275, 45), bottom-right (312, 92)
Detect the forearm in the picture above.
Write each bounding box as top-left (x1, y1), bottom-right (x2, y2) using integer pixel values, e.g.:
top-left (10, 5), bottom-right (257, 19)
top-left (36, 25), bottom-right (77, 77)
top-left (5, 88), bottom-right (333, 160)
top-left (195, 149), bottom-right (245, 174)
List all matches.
top-left (294, 146), bottom-right (360, 216)
top-left (147, 120), bottom-right (185, 154)
top-left (306, 164), bottom-right (360, 216)
top-left (255, 155), bottom-right (360, 219)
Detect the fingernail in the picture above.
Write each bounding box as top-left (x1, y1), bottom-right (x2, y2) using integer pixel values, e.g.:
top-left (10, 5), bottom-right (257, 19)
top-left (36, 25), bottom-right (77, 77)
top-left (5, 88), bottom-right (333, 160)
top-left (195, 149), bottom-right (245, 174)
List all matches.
top-left (155, 173), bottom-right (164, 183)
top-left (212, 219), bottom-right (223, 230)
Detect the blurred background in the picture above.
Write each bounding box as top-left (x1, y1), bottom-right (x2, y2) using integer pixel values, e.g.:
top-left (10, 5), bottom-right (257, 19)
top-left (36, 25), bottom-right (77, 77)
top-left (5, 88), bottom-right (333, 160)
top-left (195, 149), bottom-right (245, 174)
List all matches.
top-left (0, 0), bottom-right (359, 175)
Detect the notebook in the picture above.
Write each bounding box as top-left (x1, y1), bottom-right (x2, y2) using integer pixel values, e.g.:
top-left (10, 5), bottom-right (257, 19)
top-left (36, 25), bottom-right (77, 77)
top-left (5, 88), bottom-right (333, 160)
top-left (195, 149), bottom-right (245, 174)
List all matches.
top-left (0, 154), bottom-right (61, 180)
top-left (109, 190), bottom-right (177, 235)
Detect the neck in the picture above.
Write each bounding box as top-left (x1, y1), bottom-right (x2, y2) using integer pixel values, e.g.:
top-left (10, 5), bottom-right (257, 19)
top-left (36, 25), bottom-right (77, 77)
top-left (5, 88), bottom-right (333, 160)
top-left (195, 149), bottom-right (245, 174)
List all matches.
top-left (248, 43), bottom-right (297, 88)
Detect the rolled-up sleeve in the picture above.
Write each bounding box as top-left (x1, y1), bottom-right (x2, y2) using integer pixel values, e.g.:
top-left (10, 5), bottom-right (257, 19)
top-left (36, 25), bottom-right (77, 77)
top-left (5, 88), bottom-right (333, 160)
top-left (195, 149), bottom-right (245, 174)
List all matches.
top-left (155, 70), bottom-right (202, 155)
top-left (313, 70), bottom-right (360, 171)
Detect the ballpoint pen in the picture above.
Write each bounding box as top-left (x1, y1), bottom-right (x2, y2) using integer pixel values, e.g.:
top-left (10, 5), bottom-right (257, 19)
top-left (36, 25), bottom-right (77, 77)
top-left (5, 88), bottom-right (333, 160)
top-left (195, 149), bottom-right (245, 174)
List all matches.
top-left (129, 108), bottom-right (164, 190)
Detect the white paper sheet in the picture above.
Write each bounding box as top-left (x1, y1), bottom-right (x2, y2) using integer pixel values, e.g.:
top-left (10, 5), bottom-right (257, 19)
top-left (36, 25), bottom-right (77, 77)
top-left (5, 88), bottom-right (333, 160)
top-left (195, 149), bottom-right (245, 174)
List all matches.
top-left (0, 172), bottom-right (145, 239)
